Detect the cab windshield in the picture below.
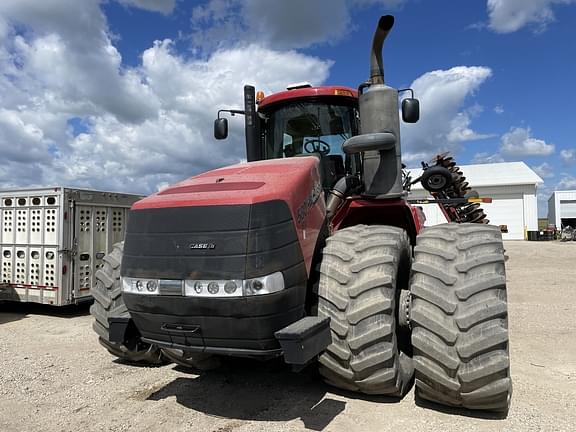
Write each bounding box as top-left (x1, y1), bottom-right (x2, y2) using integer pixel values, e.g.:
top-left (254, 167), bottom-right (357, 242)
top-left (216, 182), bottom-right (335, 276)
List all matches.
top-left (262, 101), bottom-right (359, 191)
top-left (264, 102), bottom-right (357, 159)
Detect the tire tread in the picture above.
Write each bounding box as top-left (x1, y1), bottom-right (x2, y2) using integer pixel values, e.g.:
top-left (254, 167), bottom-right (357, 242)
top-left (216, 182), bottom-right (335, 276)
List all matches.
top-left (410, 223), bottom-right (512, 413)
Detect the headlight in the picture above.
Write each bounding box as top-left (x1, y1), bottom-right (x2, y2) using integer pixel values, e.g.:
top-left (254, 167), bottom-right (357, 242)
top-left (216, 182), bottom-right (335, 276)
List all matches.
top-left (183, 272), bottom-right (284, 298)
top-left (122, 277), bottom-right (160, 295)
top-left (184, 279), bottom-right (243, 298)
top-left (123, 272), bottom-right (285, 298)
top-left (243, 272), bottom-right (284, 296)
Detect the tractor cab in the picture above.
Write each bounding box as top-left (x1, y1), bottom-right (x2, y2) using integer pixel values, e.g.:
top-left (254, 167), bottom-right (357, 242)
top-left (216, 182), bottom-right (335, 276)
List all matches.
top-left (215, 84), bottom-right (361, 194)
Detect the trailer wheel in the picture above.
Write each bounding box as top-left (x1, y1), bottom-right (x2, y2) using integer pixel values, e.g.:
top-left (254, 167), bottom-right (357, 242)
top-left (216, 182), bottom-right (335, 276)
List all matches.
top-left (318, 225), bottom-right (413, 396)
top-left (420, 165), bottom-right (453, 193)
top-left (410, 223), bottom-right (512, 412)
top-left (90, 242), bottom-right (164, 364)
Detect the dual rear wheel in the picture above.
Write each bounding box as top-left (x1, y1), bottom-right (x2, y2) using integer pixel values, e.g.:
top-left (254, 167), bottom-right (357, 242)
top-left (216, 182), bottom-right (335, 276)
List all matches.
top-left (318, 223), bottom-right (512, 413)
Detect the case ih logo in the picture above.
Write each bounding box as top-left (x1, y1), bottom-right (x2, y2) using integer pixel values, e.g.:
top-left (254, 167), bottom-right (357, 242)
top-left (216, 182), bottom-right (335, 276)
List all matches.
top-left (189, 243), bottom-right (216, 250)
top-left (297, 181), bottom-right (322, 225)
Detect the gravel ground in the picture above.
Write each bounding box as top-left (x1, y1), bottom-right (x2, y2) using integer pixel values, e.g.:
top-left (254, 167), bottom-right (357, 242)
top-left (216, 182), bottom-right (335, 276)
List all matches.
top-left (1, 240), bottom-right (575, 432)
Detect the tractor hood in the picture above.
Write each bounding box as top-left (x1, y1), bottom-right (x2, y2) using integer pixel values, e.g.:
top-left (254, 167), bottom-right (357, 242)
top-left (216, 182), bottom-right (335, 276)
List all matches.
top-left (122, 157), bottom-right (326, 282)
top-left (133, 157), bottom-right (322, 211)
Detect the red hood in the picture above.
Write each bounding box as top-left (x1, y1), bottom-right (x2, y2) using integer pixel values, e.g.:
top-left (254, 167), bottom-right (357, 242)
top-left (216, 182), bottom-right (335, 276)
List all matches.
top-left (133, 157), bottom-right (321, 210)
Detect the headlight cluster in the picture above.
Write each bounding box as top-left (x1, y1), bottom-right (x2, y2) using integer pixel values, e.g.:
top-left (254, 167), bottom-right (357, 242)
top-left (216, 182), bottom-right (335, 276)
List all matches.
top-left (121, 272), bottom-right (284, 298)
top-left (122, 278), bottom-right (159, 295)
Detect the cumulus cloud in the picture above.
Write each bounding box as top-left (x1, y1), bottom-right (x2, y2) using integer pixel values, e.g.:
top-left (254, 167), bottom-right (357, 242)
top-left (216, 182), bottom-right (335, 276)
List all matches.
top-left (190, 0), bottom-right (407, 52)
top-left (117, 0), bottom-right (177, 15)
top-left (487, 0), bottom-right (576, 33)
top-left (500, 127), bottom-right (555, 156)
top-left (0, 1), bottom-right (332, 193)
top-left (0, 0), bottom-right (160, 123)
top-left (400, 66), bottom-right (493, 162)
top-left (560, 149), bottom-right (576, 164)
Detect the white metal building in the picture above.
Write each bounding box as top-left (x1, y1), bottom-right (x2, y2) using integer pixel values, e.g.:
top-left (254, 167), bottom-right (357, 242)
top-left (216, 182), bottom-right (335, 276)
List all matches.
top-left (548, 190), bottom-right (576, 229)
top-left (408, 162), bottom-right (543, 240)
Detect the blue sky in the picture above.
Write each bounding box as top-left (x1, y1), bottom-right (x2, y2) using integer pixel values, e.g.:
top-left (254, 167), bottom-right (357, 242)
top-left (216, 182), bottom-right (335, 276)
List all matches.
top-left (0, 0), bottom-right (575, 216)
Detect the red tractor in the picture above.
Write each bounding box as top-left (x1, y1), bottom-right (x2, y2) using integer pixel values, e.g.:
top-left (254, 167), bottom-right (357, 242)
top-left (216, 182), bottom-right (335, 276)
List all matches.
top-left (91, 16), bottom-right (511, 413)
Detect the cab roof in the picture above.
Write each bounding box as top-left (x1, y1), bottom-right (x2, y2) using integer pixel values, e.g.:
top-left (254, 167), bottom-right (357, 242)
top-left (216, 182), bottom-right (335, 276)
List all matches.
top-left (258, 86), bottom-right (358, 110)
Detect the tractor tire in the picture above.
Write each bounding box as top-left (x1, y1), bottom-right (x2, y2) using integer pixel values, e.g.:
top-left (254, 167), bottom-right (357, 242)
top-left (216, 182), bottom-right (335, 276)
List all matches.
top-left (318, 225), bottom-right (413, 396)
top-left (90, 242), bottom-right (164, 364)
top-left (410, 223), bottom-right (512, 412)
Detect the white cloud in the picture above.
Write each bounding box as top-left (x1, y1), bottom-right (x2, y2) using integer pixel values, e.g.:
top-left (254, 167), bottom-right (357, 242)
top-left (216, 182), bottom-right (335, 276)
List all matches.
top-left (0, 0), bottom-right (160, 123)
top-left (0, 1), bottom-right (332, 193)
top-left (487, 0), bottom-right (576, 33)
top-left (531, 162), bottom-right (555, 179)
top-left (500, 127), bottom-right (555, 156)
top-left (400, 66), bottom-right (493, 162)
top-left (242, 0), bottom-right (350, 49)
top-left (117, 0), bottom-right (177, 15)
top-left (494, 104), bottom-right (504, 114)
top-left (471, 152), bottom-right (505, 164)
top-left (560, 149), bottom-right (576, 164)
top-left (558, 175), bottom-right (576, 189)
top-left (190, 0), bottom-right (408, 51)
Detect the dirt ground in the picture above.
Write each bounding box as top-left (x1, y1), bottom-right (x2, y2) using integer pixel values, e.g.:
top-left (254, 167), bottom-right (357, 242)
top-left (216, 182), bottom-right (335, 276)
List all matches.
top-left (1, 241), bottom-right (575, 432)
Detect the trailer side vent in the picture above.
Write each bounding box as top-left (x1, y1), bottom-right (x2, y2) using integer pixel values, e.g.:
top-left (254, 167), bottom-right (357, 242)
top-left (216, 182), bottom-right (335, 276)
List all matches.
top-left (96, 210), bottom-right (106, 232)
top-left (112, 210), bottom-right (123, 232)
top-left (2, 210), bottom-right (12, 233)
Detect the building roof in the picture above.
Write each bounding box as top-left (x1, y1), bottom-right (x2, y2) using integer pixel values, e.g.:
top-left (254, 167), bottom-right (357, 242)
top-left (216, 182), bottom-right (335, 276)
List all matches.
top-left (409, 161), bottom-right (544, 189)
top-left (548, 190), bottom-right (576, 201)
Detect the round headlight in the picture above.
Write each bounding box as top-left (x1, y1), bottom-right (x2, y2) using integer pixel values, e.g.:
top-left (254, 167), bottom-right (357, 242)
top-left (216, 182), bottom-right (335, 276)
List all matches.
top-left (251, 280), bottom-right (264, 291)
top-left (146, 280), bottom-right (157, 292)
top-left (224, 281), bottom-right (238, 294)
top-left (207, 282), bottom-right (219, 294)
top-left (193, 282), bottom-right (203, 294)
top-left (135, 280), bottom-right (144, 291)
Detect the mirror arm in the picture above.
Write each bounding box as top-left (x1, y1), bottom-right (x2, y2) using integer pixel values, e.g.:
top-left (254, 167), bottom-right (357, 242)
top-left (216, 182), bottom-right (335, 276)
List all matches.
top-left (398, 88), bottom-right (414, 98)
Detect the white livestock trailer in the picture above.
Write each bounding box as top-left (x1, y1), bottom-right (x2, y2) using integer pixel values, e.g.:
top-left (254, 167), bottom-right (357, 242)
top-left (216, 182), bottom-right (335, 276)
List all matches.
top-left (0, 187), bottom-right (141, 306)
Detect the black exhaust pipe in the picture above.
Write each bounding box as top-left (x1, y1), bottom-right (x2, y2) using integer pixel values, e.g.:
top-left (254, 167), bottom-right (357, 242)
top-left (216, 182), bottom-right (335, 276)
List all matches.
top-left (369, 15), bottom-right (394, 85)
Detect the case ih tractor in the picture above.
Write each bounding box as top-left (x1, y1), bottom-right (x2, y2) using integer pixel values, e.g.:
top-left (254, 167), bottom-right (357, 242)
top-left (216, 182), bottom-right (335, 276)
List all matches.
top-left (90, 16), bottom-right (511, 413)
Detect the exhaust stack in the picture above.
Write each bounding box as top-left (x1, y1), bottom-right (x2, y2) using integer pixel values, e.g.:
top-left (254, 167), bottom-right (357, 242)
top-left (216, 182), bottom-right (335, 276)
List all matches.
top-left (369, 15), bottom-right (395, 85)
top-left (347, 14), bottom-right (403, 197)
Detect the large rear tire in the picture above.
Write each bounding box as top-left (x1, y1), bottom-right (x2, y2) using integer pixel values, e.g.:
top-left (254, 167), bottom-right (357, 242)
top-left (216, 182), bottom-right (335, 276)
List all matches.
top-left (318, 225), bottom-right (413, 396)
top-left (90, 242), bottom-right (164, 364)
top-left (410, 223), bottom-right (512, 412)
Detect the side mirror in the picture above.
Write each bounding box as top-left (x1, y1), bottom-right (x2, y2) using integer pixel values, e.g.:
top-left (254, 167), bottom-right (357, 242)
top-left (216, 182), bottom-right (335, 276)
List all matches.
top-left (214, 118), bottom-right (228, 140)
top-left (402, 98), bottom-right (420, 123)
